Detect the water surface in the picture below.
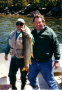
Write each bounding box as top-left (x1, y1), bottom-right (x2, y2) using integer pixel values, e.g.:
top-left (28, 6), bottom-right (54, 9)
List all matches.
top-left (0, 15), bottom-right (62, 53)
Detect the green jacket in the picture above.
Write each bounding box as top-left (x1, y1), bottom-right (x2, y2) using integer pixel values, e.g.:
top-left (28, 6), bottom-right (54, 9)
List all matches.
top-left (31, 25), bottom-right (60, 62)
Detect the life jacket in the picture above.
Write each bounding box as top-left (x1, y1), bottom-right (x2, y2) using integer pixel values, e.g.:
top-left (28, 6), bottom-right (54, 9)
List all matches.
top-left (9, 30), bottom-right (24, 58)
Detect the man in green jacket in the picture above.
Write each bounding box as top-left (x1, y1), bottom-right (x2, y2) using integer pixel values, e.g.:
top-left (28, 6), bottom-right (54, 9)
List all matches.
top-left (28, 14), bottom-right (60, 90)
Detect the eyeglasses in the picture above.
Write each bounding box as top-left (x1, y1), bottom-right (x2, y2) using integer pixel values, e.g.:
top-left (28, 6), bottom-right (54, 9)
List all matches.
top-left (16, 22), bottom-right (24, 26)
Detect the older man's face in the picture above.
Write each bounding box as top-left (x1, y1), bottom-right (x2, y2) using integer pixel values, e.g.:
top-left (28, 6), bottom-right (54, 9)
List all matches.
top-left (16, 22), bottom-right (24, 32)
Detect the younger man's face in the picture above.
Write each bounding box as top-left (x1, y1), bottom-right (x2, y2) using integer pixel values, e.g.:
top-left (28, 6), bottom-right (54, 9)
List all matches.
top-left (34, 17), bottom-right (45, 31)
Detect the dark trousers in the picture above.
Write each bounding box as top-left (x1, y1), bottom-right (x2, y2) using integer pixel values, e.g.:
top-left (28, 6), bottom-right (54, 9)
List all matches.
top-left (8, 56), bottom-right (27, 87)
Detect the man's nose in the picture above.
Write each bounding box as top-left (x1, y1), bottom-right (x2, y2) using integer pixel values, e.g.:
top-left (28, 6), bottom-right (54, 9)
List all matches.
top-left (37, 23), bottom-right (40, 25)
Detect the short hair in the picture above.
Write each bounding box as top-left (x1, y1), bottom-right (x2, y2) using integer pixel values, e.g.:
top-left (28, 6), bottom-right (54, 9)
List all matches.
top-left (33, 14), bottom-right (45, 23)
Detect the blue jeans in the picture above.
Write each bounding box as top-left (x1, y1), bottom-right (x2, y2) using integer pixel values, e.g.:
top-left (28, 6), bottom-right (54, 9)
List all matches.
top-left (28, 59), bottom-right (59, 90)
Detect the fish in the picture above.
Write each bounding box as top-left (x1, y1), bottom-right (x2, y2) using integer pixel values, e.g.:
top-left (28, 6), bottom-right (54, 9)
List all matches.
top-left (21, 26), bottom-right (33, 68)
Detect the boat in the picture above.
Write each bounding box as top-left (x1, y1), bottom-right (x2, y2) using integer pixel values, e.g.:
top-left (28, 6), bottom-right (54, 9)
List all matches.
top-left (0, 44), bottom-right (62, 90)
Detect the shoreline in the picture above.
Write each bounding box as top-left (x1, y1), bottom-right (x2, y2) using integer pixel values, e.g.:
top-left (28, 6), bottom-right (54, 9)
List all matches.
top-left (0, 13), bottom-right (62, 19)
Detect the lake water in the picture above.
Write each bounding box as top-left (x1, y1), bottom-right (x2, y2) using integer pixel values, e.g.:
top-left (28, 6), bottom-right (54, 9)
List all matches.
top-left (0, 15), bottom-right (62, 53)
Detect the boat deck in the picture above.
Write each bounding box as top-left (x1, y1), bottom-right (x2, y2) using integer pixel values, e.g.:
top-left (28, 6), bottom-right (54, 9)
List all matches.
top-left (0, 43), bottom-right (62, 90)
top-left (0, 73), bottom-right (62, 90)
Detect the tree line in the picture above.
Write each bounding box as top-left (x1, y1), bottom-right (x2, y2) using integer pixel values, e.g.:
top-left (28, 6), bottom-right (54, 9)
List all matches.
top-left (0, 0), bottom-right (61, 9)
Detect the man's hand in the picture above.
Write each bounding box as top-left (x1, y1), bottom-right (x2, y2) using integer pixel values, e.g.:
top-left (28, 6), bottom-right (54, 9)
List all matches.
top-left (4, 54), bottom-right (8, 60)
top-left (53, 61), bottom-right (60, 69)
top-left (21, 25), bottom-right (26, 32)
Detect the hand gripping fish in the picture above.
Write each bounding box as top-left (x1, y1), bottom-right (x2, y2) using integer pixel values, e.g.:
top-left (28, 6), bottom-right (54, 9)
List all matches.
top-left (21, 26), bottom-right (33, 71)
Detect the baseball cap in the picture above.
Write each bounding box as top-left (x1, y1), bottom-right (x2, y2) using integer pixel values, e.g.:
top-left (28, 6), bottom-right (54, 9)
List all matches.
top-left (16, 18), bottom-right (25, 24)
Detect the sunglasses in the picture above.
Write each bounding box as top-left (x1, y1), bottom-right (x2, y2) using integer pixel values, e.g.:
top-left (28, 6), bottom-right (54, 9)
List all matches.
top-left (16, 22), bottom-right (24, 26)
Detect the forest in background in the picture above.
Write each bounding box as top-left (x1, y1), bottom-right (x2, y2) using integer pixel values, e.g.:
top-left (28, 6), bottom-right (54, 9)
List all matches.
top-left (0, 0), bottom-right (61, 9)
top-left (0, 0), bottom-right (62, 17)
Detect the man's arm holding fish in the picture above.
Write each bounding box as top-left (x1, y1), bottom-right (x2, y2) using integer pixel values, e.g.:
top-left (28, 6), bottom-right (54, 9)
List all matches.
top-left (21, 25), bottom-right (33, 42)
